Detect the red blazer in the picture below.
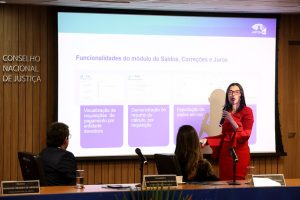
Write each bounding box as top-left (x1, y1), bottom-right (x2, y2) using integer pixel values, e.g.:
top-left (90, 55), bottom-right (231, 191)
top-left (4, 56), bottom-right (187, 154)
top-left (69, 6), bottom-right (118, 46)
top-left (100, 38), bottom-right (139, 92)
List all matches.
top-left (206, 106), bottom-right (254, 180)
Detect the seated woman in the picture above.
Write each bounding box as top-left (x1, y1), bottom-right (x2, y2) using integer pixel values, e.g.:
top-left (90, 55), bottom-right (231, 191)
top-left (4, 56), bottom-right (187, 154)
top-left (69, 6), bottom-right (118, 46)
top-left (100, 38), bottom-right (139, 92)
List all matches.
top-left (175, 125), bottom-right (219, 182)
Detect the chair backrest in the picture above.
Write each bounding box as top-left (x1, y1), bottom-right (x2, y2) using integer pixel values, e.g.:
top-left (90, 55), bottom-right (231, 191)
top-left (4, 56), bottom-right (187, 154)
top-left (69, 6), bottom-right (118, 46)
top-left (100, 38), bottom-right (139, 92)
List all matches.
top-left (18, 152), bottom-right (47, 186)
top-left (154, 154), bottom-right (182, 176)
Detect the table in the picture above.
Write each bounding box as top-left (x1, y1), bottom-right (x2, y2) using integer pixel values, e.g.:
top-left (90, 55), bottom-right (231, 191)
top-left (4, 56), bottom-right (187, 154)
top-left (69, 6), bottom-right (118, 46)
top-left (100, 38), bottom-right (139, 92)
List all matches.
top-left (1, 179), bottom-right (300, 200)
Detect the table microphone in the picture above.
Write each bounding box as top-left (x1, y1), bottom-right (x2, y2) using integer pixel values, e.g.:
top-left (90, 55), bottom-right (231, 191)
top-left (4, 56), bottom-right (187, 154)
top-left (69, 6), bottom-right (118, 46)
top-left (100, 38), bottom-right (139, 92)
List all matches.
top-left (135, 148), bottom-right (148, 164)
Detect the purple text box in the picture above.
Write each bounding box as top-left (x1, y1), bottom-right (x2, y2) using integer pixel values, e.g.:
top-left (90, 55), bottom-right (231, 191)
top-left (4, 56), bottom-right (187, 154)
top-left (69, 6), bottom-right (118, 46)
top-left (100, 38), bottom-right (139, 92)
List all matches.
top-left (80, 105), bottom-right (123, 148)
top-left (128, 105), bottom-right (169, 147)
top-left (174, 105), bottom-right (209, 144)
top-left (174, 104), bottom-right (256, 145)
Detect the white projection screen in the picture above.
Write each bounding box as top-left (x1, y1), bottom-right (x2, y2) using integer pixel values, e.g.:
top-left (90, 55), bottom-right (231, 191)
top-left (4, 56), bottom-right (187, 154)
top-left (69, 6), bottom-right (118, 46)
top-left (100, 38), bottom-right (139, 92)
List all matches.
top-left (57, 10), bottom-right (279, 158)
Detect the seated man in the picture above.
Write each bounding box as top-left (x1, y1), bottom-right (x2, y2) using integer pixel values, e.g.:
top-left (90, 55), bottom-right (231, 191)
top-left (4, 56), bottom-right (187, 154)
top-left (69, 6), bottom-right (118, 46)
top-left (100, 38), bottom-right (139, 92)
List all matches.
top-left (40, 122), bottom-right (77, 186)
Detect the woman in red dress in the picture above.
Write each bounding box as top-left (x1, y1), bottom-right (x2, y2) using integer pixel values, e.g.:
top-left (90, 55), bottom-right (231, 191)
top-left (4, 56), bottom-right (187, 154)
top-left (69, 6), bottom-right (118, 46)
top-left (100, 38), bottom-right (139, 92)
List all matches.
top-left (201, 83), bottom-right (254, 180)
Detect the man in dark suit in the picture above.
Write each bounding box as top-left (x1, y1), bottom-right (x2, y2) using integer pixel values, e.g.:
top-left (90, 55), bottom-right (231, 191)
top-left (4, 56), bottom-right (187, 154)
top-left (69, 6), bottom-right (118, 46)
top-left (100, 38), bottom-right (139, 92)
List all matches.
top-left (40, 122), bottom-right (77, 186)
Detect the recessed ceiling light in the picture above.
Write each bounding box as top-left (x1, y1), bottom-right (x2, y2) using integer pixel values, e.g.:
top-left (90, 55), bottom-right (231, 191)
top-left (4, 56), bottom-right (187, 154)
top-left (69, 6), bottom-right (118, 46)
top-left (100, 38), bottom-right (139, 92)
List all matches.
top-left (0, 1), bottom-right (7, 3)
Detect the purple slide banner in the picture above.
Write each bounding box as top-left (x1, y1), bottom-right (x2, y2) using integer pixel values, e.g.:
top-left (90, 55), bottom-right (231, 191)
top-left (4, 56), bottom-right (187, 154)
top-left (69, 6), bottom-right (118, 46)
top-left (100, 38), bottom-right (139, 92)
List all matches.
top-left (128, 105), bottom-right (169, 147)
top-left (80, 105), bottom-right (123, 148)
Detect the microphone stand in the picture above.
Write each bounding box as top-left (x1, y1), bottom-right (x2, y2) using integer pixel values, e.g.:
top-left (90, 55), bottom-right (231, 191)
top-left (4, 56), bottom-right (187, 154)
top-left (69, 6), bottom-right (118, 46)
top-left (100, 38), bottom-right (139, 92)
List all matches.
top-left (228, 129), bottom-right (241, 185)
top-left (228, 147), bottom-right (240, 185)
top-left (136, 160), bottom-right (147, 187)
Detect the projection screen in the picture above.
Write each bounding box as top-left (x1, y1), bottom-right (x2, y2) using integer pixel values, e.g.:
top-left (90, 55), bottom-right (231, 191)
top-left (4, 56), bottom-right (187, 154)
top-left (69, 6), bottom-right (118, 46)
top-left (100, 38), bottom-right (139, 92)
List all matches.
top-left (58, 11), bottom-right (277, 158)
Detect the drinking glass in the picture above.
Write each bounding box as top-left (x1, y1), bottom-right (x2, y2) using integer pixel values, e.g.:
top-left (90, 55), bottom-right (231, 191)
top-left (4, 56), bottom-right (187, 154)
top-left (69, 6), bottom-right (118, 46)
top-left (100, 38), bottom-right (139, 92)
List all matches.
top-left (246, 166), bottom-right (255, 184)
top-left (76, 169), bottom-right (84, 189)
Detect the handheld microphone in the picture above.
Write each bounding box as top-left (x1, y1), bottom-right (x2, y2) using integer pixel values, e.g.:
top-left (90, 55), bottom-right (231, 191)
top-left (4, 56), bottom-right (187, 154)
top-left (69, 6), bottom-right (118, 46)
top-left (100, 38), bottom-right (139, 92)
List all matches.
top-left (135, 148), bottom-right (148, 164)
top-left (219, 105), bottom-right (229, 127)
top-left (219, 117), bottom-right (225, 127)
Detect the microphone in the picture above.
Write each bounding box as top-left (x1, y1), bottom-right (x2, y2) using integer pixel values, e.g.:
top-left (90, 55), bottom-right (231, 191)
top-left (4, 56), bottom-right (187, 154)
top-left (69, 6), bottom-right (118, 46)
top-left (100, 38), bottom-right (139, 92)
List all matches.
top-left (229, 147), bottom-right (238, 163)
top-left (219, 105), bottom-right (229, 127)
top-left (135, 148), bottom-right (148, 164)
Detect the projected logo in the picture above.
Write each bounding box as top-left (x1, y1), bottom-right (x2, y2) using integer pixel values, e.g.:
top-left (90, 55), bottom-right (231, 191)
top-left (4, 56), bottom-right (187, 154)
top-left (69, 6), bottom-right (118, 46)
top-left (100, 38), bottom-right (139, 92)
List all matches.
top-left (251, 23), bottom-right (267, 35)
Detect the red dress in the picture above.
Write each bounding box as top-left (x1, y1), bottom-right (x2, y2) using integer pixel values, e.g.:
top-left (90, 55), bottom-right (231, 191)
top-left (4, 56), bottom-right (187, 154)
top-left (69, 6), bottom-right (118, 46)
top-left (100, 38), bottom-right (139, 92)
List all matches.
top-left (207, 106), bottom-right (254, 180)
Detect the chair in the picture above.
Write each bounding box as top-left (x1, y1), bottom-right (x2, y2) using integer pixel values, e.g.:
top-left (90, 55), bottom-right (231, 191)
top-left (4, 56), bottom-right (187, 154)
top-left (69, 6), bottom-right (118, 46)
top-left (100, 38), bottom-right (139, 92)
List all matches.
top-left (18, 152), bottom-right (47, 186)
top-left (154, 154), bottom-right (182, 176)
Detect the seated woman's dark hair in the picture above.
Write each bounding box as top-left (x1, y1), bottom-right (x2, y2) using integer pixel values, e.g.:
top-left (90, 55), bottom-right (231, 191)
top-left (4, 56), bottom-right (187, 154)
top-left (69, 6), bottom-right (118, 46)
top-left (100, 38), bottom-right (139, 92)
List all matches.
top-left (175, 125), bottom-right (219, 182)
top-left (47, 122), bottom-right (69, 147)
top-left (175, 125), bottom-right (202, 180)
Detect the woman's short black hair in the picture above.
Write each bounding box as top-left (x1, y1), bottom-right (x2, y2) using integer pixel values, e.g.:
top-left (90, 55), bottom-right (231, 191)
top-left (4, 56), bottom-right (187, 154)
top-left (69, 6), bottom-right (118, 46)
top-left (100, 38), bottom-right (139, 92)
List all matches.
top-left (46, 122), bottom-right (69, 147)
